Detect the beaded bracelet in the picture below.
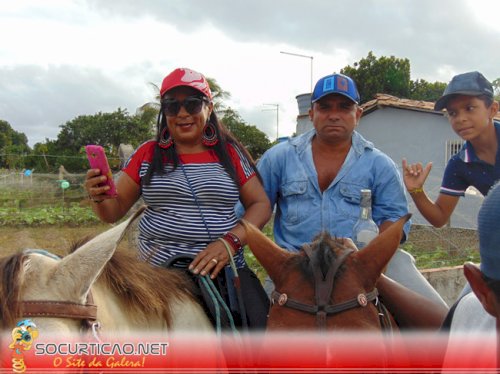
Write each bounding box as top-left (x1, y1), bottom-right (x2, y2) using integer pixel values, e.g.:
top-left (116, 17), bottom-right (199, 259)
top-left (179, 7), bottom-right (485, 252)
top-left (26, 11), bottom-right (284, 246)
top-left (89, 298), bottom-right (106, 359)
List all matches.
top-left (408, 187), bottom-right (424, 194)
top-left (222, 231), bottom-right (242, 254)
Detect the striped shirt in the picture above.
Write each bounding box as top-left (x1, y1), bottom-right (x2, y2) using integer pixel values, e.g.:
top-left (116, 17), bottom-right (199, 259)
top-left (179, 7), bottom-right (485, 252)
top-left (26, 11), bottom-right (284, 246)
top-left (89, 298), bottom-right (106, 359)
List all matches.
top-left (123, 141), bottom-right (255, 268)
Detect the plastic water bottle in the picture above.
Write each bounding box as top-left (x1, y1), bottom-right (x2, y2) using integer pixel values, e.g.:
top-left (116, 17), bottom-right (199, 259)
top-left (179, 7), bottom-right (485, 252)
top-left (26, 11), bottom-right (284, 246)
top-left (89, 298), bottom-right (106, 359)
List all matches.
top-left (352, 189), bottom-right (379, 249)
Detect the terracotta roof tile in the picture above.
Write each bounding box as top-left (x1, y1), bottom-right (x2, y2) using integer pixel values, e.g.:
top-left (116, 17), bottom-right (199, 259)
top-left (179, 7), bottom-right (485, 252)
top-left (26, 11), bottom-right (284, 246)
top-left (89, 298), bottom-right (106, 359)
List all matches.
top-left (361, 93), bottom-right (500, 120)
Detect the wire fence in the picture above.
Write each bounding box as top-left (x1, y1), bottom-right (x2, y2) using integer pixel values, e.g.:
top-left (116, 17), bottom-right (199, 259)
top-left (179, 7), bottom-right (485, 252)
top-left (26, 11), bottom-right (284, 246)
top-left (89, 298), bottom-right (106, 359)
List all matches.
top-left (0, 168), bottom-right (480, 269)
top-left (0, 170), bottom-right (88, 209)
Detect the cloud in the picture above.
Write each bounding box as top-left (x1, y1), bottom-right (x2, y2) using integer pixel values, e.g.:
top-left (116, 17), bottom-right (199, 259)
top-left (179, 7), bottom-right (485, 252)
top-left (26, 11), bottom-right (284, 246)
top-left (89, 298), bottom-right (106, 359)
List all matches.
top-left (1, 0), bottom-right (499, 147)
top-left (0, 65), bottom-right (151, 145)
top-left (84, 0), bottom-right (500, 81)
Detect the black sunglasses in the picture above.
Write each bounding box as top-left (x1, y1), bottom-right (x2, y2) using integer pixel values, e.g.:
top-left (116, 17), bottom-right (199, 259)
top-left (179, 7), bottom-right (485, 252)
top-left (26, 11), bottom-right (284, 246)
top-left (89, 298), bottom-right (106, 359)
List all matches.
top-left (161, 96), bottom-right (209, 116)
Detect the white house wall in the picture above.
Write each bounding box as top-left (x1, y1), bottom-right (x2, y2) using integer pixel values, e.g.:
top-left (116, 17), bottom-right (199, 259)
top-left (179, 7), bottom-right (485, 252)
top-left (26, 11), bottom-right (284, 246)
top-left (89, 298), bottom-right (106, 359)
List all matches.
top-left (357, 107), bottom-right (482, 229)
top-left (294, 104), bottom-right (482, 229)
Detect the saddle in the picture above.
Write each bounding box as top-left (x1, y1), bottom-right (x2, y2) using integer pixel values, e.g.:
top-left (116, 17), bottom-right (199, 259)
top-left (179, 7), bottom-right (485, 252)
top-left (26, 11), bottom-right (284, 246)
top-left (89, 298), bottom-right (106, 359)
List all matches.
top-left (161, 254), bottom-right (260, 331)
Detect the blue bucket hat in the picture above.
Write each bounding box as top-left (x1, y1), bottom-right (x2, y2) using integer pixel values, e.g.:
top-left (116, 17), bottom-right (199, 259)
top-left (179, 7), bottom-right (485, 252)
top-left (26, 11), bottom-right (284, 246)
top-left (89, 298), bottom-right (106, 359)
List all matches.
top-left (478, 182), bottom-right (500, 281)
top-left (311, 73), bottom-right (360, 104)
top-left (434, 71), bottom-right (494, 111)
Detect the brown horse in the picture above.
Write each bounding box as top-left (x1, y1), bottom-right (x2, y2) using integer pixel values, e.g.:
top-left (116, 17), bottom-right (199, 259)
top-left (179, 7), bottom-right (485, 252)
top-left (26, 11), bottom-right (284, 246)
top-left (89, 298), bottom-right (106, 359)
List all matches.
top-left (0, 210), bottom-right (213, 335)
top-left (242, 215), bottom-right (410, 331)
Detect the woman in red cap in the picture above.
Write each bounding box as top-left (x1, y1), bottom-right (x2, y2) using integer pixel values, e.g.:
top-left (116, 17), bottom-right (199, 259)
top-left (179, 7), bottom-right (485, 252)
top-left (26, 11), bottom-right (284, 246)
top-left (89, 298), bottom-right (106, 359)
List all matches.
top-left (85, 67), bottom-right (272, 329)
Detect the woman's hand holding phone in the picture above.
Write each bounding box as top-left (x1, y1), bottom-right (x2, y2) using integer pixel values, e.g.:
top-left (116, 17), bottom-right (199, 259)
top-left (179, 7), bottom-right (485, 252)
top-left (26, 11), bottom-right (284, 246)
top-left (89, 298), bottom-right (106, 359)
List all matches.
top-left (85, 145), bottom-right (117, 202)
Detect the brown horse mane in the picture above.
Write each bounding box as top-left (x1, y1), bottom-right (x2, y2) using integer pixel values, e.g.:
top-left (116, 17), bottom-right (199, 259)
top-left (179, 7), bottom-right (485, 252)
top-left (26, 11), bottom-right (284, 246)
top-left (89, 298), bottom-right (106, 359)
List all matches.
top-left (0, 252), bottom-right (24, 328)
top-left (68, 237), bottom-right (199, 328)
top-left (290, 232), bottom-right (346, 281)
top-left (0, 238), bottom-right (199, 329)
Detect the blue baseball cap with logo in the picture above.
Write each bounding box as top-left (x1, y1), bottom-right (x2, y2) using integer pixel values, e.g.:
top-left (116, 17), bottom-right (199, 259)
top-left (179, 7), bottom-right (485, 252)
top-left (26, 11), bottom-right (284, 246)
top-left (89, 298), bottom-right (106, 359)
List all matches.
top-left (434, 71), bottom-right (494, 111)
top-left (478, 182), bottom-right (500, 281)
top-left (311, 73), bottom-right (360, 104)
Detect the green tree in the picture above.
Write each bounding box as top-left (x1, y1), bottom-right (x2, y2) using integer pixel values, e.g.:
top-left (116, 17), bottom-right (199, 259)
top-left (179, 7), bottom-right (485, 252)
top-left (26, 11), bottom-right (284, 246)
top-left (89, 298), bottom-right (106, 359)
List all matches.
top-left (341, 51), bottom-right (411, 103)
top-left (207, 77), bottom-right (231, 113)
top-left (0, 120), bottom-right (30, 169)
top-left (221, 108), bottom-right (271, 160)
top-left (492, 78), bottom-right (500, 101)
top-left (409, 79), bottom-right (447, 102)
top-left (28, 141), bottom-right (53, 172)
top-left (139, 82), bottom-right (161, 113)
top-left (55, 108), bottom-right (153, 152)
top-left (47, 108), bottom-right (153, 171)
top-left (341, 51), bottom-right (450, 104)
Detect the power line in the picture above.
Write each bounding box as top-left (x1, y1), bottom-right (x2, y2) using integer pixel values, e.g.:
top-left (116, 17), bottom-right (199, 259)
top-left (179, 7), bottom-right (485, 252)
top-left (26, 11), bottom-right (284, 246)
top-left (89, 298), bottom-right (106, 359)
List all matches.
top-left (0, 153), bottom-right (120, 160)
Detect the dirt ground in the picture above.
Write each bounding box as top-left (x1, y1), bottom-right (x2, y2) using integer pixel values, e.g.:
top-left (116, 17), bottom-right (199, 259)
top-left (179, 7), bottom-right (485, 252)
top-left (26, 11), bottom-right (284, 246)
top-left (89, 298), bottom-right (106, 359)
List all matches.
top-left (0, 223), bottom-right (480, 270)
top-left (0, 224), bottom-right (111, 257)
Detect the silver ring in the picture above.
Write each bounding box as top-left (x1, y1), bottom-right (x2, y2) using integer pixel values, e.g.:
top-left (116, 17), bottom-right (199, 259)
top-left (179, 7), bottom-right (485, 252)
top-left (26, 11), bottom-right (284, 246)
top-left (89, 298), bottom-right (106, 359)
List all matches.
top-left (210, 258), bottom-right (218, 264)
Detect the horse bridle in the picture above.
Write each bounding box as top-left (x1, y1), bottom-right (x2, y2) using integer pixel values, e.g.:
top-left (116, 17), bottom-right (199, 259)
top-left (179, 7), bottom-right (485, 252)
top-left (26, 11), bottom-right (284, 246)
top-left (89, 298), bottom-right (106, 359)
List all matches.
top-left (18, 293), bottom-right (98, 331)
top-left (271, 244), bottom-right (385, 330)
top-left (16, 249), bottom-right (100, 334)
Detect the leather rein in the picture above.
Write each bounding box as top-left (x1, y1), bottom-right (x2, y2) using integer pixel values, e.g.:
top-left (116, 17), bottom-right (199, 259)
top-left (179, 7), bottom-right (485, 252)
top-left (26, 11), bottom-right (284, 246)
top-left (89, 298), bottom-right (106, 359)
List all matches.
top-left (18, 292), bottom-right (98, 331)
top-left (271, 244), bottom-right (390, 330)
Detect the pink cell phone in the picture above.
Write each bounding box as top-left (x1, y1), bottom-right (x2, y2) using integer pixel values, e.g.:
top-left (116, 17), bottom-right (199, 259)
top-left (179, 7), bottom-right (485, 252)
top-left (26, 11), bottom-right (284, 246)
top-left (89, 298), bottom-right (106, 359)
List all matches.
top-left (85, 145), bottom-right (117, 197)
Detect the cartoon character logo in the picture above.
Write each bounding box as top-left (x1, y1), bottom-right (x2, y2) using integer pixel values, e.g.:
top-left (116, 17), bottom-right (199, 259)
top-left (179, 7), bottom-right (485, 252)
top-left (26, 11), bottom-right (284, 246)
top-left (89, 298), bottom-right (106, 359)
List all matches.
top-left (9, 319), bottom-right (39, 373)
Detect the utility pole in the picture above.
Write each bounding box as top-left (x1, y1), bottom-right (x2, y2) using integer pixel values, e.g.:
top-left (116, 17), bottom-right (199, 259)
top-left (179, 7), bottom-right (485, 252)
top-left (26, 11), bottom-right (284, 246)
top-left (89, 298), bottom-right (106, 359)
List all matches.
top-left (262, 103), bottom-right (279, 140)
top-left (280, 51), bottom-right (314, 92)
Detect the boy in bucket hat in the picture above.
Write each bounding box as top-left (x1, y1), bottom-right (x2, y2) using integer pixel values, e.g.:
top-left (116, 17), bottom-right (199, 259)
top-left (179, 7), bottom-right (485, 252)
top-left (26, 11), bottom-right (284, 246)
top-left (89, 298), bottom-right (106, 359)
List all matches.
top-left (402, 71), bottom-right (499, 228)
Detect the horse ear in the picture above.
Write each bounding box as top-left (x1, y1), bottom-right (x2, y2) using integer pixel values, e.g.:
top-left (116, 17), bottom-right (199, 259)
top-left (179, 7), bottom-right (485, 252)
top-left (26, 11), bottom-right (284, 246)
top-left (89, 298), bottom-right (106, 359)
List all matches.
top-left (240, 219), bottom-right (293, 282)
top-left (463, 263), bottom-right (497, 317)
top-left (53, 207), bottom-right (145, 301)
top-left (353, 214), bottom-right (411, 286)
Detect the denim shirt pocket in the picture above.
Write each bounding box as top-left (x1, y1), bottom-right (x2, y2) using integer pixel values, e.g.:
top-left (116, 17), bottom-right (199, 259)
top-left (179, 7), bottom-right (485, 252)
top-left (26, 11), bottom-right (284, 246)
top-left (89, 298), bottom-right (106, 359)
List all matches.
top-left (281, 180), bottom-right (308, 224)
top-left (336, 182), bottom-right (365, 219)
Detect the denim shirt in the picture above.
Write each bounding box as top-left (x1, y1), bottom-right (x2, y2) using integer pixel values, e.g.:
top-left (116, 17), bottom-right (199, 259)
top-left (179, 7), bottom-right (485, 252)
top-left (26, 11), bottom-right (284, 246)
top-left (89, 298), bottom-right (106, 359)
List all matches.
top-left (258, 129), bottom-right (410, 251)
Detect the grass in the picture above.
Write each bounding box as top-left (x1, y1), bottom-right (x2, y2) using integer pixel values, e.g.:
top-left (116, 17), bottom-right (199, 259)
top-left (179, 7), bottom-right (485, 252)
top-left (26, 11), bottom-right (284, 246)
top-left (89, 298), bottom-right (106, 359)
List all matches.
top-left (0, 192), bottom-right (478, 272)
top-left (243, 223), bottom-right (274, 283)
top-left (402, 242), bottom-right (480, 269)
top-left (0, 204), bottom-right (101, 226)
top-left (243, 220), bottom-right (480, 279)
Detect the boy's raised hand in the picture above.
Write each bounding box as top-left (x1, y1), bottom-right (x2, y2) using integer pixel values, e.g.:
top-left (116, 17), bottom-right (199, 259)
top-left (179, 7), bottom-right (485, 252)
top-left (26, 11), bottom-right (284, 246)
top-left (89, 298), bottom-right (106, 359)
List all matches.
top-left (402, 159), bottom-right (433, 192)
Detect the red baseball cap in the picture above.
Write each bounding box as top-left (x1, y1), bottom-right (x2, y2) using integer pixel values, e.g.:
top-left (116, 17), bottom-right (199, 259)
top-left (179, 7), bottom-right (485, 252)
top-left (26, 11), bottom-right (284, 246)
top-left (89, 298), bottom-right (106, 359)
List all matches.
top-left (160, 68), bottom-right (212, 99)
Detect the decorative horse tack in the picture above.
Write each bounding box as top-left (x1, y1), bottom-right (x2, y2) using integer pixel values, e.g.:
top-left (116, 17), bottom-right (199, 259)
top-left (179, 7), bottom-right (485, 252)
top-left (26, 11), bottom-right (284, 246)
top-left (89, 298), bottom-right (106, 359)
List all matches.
top-left (277, 294), bottom-right (288, 306)
top-left (242, 214), bottom-right (411, 331)
top-left (18, 293), bottom-right (98, 331)
top-left (357, 293), bottom-right (368, 307)
top-left (270, 245), bottom-right (382, 330)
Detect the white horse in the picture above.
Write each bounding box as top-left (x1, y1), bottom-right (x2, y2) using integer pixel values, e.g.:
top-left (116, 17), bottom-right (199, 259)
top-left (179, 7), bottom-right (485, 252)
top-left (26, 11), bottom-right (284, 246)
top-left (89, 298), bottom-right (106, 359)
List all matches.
top-left (0, 209), bottom-right (213, 336)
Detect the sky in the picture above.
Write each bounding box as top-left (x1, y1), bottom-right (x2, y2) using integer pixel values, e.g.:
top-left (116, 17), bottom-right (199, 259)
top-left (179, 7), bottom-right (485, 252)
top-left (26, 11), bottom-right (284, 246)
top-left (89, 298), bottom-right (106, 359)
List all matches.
top-left (1, 0), bottom-right (500, 147)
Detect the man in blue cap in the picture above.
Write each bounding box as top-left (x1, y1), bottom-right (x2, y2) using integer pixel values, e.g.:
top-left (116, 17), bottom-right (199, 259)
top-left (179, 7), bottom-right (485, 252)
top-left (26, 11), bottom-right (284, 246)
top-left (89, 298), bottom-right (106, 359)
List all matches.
top-left (255, 72), bottom-right (447, 307)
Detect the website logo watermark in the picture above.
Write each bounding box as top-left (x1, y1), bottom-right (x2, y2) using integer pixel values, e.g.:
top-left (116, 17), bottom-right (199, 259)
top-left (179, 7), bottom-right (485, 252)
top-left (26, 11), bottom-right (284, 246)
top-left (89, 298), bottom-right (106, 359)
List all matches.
top-left (9, 319), bottom-right (39, 373)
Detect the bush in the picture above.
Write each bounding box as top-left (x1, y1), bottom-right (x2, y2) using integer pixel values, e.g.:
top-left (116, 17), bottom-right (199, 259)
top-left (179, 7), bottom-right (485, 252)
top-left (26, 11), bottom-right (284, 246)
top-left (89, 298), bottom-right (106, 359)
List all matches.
top-left (0, 205), bottom-right (100, 226)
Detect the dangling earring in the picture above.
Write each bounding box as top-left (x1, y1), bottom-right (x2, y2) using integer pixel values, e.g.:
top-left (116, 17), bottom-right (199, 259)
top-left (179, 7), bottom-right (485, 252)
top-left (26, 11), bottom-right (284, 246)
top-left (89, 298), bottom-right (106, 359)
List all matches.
top-left (159, 126), bottom-right (174, 149)
top-left (202, 121), bottom-right (218, 146)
